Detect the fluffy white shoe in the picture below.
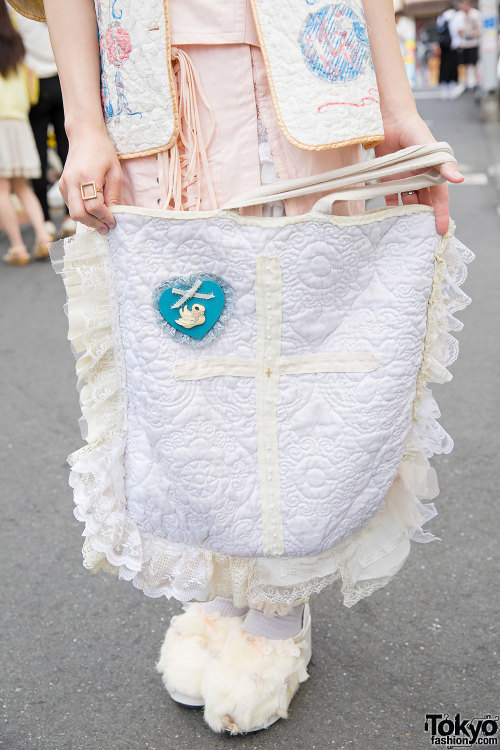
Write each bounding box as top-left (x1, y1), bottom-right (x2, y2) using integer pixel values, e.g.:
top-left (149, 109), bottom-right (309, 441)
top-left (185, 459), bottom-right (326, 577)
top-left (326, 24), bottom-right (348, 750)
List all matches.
top-left (201, 603), bottom-right (311, 734)
top-left (156, 604), bottom-right (246, 707)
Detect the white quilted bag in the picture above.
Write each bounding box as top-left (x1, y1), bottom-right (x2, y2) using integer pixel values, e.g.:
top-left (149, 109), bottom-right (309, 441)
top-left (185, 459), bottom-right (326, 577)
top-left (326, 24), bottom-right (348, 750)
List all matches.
top-left (51, 144), bottom-right (473, 608)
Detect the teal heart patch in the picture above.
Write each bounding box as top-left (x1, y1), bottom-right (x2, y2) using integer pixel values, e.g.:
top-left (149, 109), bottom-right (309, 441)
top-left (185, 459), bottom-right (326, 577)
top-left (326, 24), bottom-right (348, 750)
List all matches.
top-left (156, 275), bottom-right (231, 343)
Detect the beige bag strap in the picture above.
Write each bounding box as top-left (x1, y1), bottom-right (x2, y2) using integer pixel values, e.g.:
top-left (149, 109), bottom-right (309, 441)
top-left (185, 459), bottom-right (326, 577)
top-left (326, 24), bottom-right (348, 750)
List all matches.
top-left (221, 142), bottom-right (455, 211)
top-left (311, 169), bottom-right (445, 214)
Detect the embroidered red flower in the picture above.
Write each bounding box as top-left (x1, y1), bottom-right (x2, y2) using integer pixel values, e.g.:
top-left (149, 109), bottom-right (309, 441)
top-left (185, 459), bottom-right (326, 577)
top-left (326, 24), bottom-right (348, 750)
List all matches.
top-left (103, 23), bottom-right (132, 67)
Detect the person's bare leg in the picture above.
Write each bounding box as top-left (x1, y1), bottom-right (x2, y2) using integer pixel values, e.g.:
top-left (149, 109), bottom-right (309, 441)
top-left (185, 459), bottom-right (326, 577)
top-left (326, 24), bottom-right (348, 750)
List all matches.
top-left (0, 178), bottom-right (25, 248)
top-left (11, 177), bottom-right (51, 244)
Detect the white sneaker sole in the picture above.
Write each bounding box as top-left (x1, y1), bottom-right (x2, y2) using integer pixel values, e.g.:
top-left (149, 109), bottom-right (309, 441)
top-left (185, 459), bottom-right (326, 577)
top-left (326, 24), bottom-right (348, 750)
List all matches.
top-left (168, 690), bottom-right (205, 707)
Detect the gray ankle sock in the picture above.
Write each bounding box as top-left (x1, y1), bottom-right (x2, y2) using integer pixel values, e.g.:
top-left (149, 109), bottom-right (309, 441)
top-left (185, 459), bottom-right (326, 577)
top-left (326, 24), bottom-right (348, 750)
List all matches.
top-left (199, 597), bottom-right (248, 618)
top-left (242, 604), bottom-right (305, 639)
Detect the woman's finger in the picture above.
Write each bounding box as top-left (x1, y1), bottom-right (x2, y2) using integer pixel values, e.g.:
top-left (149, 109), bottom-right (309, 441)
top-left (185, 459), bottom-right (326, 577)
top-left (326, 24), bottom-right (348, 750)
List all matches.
top-left (103, 164), bottom-right (124, 228)
top-left (401, 189), bottom-right (419, 206)
top-left (382, 169), bottom-right (418, 208)
top-left (103, 164), bottom-right (123, 206)
top-left (66, 185), bottom-right (108, 232)
top-left (430, 160), bottom-right (463, 235)
top-left (384, 193), bottom-right (399, 207)
top-left (417, 186), bottom-right (432, 207)
top-left (440, 160), bottom-right (464, 185)
top-left (59, 175), bottom-right (69, 205)
top-left (381, 157), bottom-right (463, 230)
top-left (82, 187), bottom-right (115, 229)
top-left (430, 181), bottom-right (450, 236)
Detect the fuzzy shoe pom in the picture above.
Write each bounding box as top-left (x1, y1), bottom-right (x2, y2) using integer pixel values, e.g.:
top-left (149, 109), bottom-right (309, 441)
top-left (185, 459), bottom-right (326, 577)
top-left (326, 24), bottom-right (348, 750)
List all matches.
top-left (156, 604), bottom-right (245, 706)
top-left (201, 605), bottom-right (311, 734)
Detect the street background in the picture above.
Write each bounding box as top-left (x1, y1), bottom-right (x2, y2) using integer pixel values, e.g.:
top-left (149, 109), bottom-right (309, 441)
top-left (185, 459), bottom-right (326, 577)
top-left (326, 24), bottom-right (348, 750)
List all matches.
top-left (1, 92), bottom-right (499, 750)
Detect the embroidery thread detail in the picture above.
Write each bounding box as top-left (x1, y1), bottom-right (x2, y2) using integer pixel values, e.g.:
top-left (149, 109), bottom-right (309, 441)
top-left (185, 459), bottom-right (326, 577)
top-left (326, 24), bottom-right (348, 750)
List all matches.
top-left (95, 0), bottom-right (142, 120)
top-left (318, 87), bottom-right (380, 113)
top-left (300, 3), bottom-right (374, 83)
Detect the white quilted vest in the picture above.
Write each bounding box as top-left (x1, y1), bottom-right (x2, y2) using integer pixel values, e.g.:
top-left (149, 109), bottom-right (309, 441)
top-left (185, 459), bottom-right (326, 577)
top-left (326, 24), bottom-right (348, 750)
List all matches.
top-left (93, 0), bottom-right (384, 157)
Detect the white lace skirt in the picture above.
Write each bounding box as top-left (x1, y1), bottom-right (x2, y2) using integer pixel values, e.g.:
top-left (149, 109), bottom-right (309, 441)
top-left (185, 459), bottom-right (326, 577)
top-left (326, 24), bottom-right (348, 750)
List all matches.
top-left (0, 118), bottom-right (41, 180)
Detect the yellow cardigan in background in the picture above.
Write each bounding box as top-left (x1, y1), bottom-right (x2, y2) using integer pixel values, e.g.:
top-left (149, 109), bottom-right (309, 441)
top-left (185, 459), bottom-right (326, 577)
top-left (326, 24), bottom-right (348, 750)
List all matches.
top-left (0, 66), bottom-right (31, 120)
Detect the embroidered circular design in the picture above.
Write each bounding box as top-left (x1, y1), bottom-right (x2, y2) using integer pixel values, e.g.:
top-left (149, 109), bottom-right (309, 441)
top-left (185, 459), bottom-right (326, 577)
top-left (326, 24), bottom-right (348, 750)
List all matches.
top-left (300, 3), bottom-right (373, 83)
top-left (153, 274), bottom-right (234, 347)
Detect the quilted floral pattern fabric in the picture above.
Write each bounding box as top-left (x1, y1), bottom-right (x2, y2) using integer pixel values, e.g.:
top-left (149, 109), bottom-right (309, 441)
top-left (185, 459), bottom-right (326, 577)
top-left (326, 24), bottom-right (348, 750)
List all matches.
top-left (107, 209), bottom-right (435, 558)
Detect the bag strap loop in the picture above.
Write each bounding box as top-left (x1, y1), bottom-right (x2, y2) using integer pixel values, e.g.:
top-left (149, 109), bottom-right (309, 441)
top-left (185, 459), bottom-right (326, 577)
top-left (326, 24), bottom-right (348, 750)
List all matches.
top-left (221, 142), bottom-right (455, 211)
top-left (311, 169), bottom-right (445, 214)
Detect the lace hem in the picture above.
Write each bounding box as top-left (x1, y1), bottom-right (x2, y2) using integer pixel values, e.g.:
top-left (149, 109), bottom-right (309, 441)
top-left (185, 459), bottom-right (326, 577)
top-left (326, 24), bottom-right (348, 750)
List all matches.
top-left (51, 218), bottom-right (473, 610)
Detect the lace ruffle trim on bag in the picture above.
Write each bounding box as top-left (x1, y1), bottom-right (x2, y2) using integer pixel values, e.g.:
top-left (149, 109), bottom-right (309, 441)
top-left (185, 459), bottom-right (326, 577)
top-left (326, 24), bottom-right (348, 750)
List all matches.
top-left (52, 221), bottom-right (473, 611)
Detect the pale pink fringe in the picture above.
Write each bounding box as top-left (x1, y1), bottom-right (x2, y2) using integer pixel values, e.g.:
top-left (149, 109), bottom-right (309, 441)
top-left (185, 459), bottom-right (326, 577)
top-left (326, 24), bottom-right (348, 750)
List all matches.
top-left (159, 47), bottom-right (217, 211)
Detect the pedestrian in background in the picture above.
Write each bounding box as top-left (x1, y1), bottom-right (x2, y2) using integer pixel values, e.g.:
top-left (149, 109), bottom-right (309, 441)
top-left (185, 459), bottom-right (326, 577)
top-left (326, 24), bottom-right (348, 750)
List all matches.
top-left (458, 0), bottom-right (482, 89)
top-left (14, 11), bottom-right (75, 240)
top-left (0, 0), bottom-right (52, 265)
top-left (437, 1), bottom-right (465, 99)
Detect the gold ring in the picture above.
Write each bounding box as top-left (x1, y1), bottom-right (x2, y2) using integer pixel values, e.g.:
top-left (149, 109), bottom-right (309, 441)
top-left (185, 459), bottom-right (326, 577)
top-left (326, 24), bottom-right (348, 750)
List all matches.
top-left (81, 181), bottom-right (103, 201)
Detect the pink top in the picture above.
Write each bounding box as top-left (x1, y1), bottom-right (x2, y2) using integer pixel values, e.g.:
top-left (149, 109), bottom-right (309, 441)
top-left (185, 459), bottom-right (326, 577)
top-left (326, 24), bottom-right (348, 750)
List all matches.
top-left (169, 0), bottom-right (260, 46)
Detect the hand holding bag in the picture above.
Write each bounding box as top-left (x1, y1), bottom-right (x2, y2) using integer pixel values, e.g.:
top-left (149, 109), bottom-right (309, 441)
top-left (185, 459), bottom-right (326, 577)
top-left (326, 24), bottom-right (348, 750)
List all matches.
top-left (50, 143), bottom-right (473, 608)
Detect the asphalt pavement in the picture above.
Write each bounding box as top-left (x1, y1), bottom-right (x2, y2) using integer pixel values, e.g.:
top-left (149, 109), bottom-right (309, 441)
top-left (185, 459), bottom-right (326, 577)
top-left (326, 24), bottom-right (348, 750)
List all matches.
top-left (1, 91), bottom-right (499, 750)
